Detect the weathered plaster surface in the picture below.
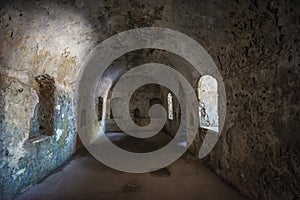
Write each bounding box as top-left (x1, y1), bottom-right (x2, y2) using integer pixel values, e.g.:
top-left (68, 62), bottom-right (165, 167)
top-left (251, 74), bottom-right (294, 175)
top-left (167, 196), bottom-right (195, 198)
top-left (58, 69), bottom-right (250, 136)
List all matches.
top-left (0, 1), bottom-right (94, 199)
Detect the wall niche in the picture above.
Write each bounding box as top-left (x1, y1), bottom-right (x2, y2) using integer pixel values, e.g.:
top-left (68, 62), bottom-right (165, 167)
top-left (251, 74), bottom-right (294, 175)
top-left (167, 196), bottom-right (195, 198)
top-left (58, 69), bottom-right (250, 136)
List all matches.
top-left (29, 74), bottom-right (55, 139)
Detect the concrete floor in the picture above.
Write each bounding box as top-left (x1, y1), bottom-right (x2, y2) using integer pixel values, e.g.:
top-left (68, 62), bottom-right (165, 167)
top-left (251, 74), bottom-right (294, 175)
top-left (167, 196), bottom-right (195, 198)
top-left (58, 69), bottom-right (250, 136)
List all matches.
top-left (17, 132), bottom-right (247, 200)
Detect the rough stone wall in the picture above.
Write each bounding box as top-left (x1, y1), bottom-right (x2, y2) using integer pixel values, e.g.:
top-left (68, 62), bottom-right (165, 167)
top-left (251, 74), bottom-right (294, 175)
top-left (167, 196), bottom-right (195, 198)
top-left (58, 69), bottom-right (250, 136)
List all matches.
top-left (0, 0), bottom-right (299, 200)
top-left (0, 75), bottom-right (76, 200)
top-left (129, 84), bottom-right (162, 126)
top-left (0, 1), bottom-right (95, 199)
top-left (165, 1), bottom-right (299, 199)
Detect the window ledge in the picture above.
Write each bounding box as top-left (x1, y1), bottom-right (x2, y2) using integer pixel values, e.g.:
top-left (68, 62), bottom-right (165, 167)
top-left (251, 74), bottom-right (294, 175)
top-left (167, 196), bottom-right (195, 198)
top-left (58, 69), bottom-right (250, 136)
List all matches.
top-left (199, 126), bottom-right (219, 133)
top-left (29, 135), bottom-right (49, 144)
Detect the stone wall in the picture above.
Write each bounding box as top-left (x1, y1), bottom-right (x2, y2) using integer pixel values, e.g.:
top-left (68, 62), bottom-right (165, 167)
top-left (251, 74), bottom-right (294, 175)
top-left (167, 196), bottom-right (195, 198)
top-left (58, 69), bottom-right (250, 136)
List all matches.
top-left (165, 1), bottom-right (300, 199)
top-left (129, 84), bottom-right (162, 126)
top-left (0, 1), bottom-right (95, 199)
top-left (0, 0), bottom-right (299, 200)
top-left (0, 75), bottom-right (77, 200)
top-left (103, 84), bottom-right (162, 132)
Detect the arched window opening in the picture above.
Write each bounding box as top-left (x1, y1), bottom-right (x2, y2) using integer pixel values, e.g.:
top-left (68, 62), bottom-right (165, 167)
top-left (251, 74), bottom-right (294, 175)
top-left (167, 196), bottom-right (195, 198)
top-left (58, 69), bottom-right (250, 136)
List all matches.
top-left (134, 108), bottom-right (140, 118)
top-left (198, 75), bottom-right (218, 132)
top-left (167, 93), bottom-right (174, 120)
top-left (97, 96), bottom-right (103, 121)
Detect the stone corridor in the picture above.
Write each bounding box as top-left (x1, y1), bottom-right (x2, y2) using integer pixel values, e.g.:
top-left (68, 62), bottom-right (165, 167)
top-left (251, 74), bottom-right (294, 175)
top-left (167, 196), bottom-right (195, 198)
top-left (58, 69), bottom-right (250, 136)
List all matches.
top-left (0, 0), bottom-right (299, 200)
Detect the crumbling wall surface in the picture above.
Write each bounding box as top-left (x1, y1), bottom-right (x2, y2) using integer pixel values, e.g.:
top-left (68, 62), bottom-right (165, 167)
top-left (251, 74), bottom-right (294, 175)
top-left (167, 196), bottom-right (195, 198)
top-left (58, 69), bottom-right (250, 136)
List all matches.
top-left (166, 1), bottom-right (299, 199)
top-left (0, 0), bottom-right (167, 199)
top-left (0, 75), bottom-right (76, 200)
top-left (0, 1), bottom-right (95, 199)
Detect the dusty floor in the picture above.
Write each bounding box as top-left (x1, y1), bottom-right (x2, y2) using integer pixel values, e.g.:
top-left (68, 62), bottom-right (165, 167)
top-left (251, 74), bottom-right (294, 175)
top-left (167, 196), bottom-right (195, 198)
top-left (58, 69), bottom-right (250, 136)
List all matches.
top-left (16, 132), bottom-right (247, 200)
